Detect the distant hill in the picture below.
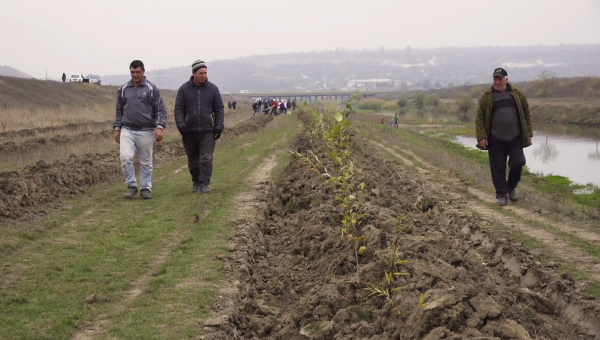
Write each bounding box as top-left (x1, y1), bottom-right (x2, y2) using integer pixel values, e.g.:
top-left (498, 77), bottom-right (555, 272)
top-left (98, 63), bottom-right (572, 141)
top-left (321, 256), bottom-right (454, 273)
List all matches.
top-left (102, 45), bottom-right (600, 92)
top-left (0, 65), bottom-right (32, 79)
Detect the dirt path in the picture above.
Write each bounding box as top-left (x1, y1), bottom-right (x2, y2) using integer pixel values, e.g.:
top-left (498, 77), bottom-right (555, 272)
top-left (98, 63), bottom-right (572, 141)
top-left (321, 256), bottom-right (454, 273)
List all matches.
top-left (367, 136), bottom-right (600, 282)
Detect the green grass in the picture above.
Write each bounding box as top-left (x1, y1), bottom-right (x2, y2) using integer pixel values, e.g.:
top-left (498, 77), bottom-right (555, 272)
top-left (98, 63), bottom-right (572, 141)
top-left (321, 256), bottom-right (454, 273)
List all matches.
top-left (0, 116), bottom-right (298, 340)
top-left (529, 175), bottom-right (600, 208)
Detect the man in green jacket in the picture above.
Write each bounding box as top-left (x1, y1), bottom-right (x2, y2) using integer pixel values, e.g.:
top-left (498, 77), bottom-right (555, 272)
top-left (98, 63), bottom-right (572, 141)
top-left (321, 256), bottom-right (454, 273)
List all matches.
top-left (475, 68), bottom-right (533, 206)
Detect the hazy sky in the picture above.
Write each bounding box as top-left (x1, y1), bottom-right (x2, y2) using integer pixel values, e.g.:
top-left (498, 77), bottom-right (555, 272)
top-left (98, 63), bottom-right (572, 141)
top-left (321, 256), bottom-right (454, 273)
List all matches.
top-left (2, 0), bottom-right (599, 79)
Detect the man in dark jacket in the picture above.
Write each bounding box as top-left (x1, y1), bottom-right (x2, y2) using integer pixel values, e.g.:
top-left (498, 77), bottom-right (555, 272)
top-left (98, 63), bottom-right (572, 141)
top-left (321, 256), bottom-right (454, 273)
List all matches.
top-left (232, 100), bottom-right (237, 110)
top-left (174, 60), bottom-right (225, 194)
top-left (475, 68), bottom-right (533, 206)
top-left (113, 60), bottom-right (167, 199)
top-left (62, 73), bottom-right (66, 82)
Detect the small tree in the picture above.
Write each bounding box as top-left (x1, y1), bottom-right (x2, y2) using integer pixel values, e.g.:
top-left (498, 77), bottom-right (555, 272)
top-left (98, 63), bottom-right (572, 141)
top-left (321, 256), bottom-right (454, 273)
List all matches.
top-left (587, 78), bottom-right (600, 96)
top-left (425, 94), bottom-right (440, 107)
top-left (396, 98), bottom-right (408, 108)
top-left (413, 92), bottom-right (425, 109)
top-left (535, 70), bottom-right (556, 98)
top-left (455, 94), bottom-right (474, 113)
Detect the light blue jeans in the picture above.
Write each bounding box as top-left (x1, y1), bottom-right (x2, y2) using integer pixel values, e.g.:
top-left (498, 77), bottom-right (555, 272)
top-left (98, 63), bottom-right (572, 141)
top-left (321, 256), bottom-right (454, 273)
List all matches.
top-left (119, 128), bottom-right (154, 191)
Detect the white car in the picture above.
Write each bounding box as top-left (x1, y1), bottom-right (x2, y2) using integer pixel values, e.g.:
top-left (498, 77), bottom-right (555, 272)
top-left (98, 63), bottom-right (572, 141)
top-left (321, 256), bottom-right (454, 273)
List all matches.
top-left (85, 74), bottom-right (101, 85)
top-left (239, 90), bottom-right (249, 94)
top-left (69, 74), bottom-right (84, 83)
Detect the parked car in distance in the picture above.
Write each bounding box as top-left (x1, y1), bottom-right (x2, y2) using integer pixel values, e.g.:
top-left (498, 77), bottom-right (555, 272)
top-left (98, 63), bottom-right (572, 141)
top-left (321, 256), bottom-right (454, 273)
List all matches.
top-left (69, 74), bottom-right (84, 83)
top-left (85, 74), bottom-right (101, 85)
top-left (239, 90), bottom-right (249, 93)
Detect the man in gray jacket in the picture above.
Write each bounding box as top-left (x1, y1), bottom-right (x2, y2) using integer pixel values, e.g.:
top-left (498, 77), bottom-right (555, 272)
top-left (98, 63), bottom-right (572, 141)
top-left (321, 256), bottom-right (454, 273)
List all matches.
top-left (113, 60), bottom-right (167, 199)
top-left (174, 60), bottom-right (225, 194)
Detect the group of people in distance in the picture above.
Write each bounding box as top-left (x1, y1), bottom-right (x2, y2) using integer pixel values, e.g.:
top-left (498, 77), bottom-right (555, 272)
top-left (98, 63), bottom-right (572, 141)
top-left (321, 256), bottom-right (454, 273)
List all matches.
top-left (227, 100), bottom-right (237, 110)
top-left (251, 98), bottom-right (297, 117)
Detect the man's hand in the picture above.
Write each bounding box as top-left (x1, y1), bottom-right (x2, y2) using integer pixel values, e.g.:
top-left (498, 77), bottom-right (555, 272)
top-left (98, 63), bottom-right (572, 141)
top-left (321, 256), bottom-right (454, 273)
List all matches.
top-left (155, 128), bottom-right (164, 142)
top-left (214, 129), bottom-right (222, 140)
top-left (114, 130), bottom-right (121, 144)
top-left (477, 138), bottom-right (488, 150)
top-left (178, 125), bottom-right (187, 136)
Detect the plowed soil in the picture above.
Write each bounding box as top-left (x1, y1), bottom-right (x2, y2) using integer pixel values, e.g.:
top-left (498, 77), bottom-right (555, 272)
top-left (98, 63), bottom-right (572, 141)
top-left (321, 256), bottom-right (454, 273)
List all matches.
top-left (202, 112), bottom-right (600, 340)
top-left (0, 121), bottom-right (111, 140)
top-left (0, 115), bottom-right (273, 223)
top-left (0, 131), bottom-right (113, 155)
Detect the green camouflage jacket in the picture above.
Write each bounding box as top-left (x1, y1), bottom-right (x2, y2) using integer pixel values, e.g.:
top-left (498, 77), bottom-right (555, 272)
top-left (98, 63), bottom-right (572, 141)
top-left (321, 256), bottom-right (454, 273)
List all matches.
top-left (475, 83), bottom-right (533, 147)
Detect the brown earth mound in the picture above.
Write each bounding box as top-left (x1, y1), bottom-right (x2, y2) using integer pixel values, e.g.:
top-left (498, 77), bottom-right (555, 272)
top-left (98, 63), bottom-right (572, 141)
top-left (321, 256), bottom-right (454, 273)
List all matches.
top-left (203, 114), bottom-right (600, 339)
top-left (0, 131), bottom-right (113, 155)
top-left (0, 115), bottom-right (273, 222)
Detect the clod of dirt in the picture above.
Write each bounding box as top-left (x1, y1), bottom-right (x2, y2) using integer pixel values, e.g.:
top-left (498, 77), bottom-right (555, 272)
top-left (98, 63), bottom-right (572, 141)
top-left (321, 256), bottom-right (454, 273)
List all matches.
top-left (84, 292), bottom-right (98, 309)
top-left (482, 319), bottom-right (532, 340)
top-left (299, 321), bottom-right (334, 339)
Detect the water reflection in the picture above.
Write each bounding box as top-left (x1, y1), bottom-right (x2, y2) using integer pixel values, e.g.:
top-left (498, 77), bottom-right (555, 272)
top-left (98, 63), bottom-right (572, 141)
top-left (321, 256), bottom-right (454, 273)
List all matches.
top-left (532, 135), bottom-right (559, 164)
top-left (589, 142), bottom-right (600, 162)
top-left (454, 125), bottom-right (600, 186)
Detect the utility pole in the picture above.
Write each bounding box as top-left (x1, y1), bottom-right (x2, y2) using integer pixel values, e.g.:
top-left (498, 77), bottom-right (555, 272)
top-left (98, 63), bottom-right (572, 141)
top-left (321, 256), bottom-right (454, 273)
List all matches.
top-left (45, 69), bottom-right (48, 81)
top-left (155, 65), bottom-right (164, 88)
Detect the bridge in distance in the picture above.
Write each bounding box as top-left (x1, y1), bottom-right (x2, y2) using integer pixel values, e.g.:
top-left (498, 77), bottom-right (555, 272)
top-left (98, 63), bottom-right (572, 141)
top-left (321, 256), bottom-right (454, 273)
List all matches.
top-left (236, 91), bottom-right (382, 102)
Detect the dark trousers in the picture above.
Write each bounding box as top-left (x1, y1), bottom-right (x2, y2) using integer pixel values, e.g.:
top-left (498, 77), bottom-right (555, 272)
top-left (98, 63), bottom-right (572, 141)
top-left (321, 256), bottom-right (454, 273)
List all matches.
top-left (488, 137), bottom-right (526, 198)
top-left (183, 132), bottom-right (216, 185)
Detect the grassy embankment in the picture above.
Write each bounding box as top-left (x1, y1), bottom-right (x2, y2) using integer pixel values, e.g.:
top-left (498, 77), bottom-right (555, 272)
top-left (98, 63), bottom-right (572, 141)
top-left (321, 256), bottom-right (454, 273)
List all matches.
top-left (0, 115), bottom-right (298, 340)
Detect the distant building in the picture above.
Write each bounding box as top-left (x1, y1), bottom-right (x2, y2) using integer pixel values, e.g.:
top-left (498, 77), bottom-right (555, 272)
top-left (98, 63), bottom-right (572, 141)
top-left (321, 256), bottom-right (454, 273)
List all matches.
top-left (346, 79), bottom-right (393, 89)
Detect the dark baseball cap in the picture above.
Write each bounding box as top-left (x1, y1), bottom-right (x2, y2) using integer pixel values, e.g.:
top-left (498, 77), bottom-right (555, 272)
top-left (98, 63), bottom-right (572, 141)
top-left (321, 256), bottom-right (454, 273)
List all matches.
top-left (493, 68), bottom-right (508, 78)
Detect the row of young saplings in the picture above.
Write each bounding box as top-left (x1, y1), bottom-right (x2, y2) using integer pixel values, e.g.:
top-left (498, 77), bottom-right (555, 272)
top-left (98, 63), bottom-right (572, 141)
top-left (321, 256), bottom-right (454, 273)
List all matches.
top-left (293, 100), bottom-right (426, 316)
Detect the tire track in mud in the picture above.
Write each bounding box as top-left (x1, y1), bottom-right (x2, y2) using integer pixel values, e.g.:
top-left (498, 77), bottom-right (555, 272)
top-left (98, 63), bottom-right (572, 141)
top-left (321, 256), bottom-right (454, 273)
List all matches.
top-left (366, 135), bottom-right (600, 281)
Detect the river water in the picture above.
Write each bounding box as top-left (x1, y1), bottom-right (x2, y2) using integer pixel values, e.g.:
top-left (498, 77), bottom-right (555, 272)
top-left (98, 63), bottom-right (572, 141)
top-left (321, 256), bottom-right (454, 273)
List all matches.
top-left (454, 122), bottom-right (600, 187)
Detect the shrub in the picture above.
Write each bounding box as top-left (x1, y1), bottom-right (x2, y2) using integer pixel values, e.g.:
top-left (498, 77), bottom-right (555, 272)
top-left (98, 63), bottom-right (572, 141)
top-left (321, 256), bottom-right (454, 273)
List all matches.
top-left (536, 89), bottom-right (548, 98)
top-left (396, 98), bottom-right (408, 108)
top-left (424, 95), bottom-right (440, 107)
top-left (455, 94), bottom-right (474, 113)
top-left (357, 98), bottom-right (384, 111)
top-left (382, 101), bottom-right (398, 111)
top-left (413, 92), bottom-right (425, 109)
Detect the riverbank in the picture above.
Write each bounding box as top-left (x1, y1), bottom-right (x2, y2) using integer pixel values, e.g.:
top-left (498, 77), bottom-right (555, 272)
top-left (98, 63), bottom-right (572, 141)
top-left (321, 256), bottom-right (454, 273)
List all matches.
top-left (529, 103), bottom-right (600, 127)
